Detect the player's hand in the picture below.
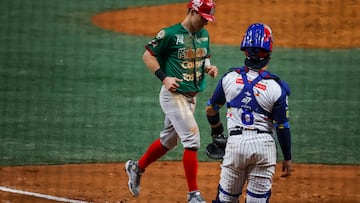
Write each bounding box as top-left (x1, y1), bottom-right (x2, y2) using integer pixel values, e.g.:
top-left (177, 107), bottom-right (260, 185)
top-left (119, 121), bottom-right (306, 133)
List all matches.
top-left (205, 65), bottom-right (218, 78)
top-left (163, 77), bottom-right (183, 92)
top-left (281, 160), bottom-right (292, 177)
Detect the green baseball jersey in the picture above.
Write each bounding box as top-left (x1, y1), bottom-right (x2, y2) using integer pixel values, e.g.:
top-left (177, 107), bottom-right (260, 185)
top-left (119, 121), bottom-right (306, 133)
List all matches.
top-left (145, 23), bottom-right (212, 93)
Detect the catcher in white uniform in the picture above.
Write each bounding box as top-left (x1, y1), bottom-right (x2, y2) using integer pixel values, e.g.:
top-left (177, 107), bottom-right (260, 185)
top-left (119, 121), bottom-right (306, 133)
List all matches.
top-left (205, 23), bottom-right (292, 203)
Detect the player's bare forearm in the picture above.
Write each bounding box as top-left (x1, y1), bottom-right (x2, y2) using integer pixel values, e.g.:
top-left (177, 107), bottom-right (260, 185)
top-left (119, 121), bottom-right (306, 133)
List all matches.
top-left (142, 50), bottom-right (161, 73)
top-left (205, 65), bottom-right (218, 78)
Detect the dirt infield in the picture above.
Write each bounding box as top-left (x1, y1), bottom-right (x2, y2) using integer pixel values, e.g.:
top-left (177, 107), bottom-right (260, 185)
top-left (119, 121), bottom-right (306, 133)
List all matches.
top-left (92, 0), bottom-right (360, 48)
top-left (1, 0), bottom-right (360, 202)
top-left (0, 162), bottom-right (360, 202)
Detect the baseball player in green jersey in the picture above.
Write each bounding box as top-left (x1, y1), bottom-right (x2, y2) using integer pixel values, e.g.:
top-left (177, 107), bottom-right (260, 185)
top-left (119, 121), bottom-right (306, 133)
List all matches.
top-left (125, 0), bottom-right (218, 202)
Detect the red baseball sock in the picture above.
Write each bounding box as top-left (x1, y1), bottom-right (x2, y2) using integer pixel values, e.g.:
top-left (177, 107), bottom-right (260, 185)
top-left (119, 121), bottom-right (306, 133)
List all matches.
top-left (183, 148), bottom-right (198, 192)
top-left (138, 138), bottom-right (168, 170)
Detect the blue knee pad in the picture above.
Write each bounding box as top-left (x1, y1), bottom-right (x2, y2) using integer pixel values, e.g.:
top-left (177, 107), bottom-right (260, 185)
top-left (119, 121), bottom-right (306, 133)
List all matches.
top-left (246, 190), bottom-right (271, 203)
top-left (212, 200), bottom-right (239, 203)
top-left (213, 184), bottom-right (240, 203)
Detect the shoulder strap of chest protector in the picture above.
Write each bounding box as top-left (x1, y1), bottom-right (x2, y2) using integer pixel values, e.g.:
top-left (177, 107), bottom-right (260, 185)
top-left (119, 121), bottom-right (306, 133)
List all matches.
top-left (226, 67), bottom-right (271, 118)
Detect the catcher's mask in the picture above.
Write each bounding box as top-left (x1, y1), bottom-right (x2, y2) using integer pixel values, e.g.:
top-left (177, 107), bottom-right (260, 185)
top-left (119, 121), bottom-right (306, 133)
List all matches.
top-left (240, 23), bottom-right (273, 69)
top-left (244, 48), bottom-right (271, 69)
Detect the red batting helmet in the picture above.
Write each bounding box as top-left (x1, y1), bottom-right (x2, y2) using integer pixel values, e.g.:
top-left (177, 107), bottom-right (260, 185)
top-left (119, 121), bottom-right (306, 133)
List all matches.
top-left (187, 0), bottom-right (216, 21)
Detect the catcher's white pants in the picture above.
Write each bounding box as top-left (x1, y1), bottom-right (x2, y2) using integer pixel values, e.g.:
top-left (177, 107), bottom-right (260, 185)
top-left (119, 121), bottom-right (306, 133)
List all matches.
top-left (218, 130), bottom-right (276, 203)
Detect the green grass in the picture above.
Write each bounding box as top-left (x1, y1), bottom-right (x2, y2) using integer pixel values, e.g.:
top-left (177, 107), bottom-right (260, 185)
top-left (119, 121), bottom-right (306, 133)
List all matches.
top-left (0, 0), bottom-right (359, 166)
top-left (273, 49), bottom-right (360, 164)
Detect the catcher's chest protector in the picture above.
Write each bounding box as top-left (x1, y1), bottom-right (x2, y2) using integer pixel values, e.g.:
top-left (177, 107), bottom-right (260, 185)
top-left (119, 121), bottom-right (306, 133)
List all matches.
top-left (227, 68), bottom-right (271, 119)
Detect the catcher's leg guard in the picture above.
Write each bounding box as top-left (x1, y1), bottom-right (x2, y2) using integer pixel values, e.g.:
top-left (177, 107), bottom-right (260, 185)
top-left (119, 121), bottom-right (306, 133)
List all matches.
top-left (245, 189), bottom-right (271, 203)
top-left (214, 184), bottom-right (240, 203)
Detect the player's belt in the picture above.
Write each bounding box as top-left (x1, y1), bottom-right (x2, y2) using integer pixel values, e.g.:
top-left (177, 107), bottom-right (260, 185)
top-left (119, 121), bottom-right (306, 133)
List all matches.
top-left (229, 128), bottom-right (272, 136)
top-left (176, 91), bottom-right (198, 97)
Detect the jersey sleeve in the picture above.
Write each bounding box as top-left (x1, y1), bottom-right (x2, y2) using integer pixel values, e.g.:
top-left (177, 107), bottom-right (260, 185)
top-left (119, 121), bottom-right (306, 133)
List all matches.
top-left (271, 80), bottom-right (290, 126)
top-left (272, 80), bottom-right (292, 160)
top-left (144, 29), bottom-right (171, 57)
top-left (208, 77), bottom-right (226, 111)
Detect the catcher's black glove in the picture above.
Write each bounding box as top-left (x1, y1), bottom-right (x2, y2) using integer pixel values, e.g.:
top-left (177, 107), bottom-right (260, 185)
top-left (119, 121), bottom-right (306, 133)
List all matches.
top-left (206, 134), bottom-right (227, 160)
top-left (205, 124), bottom-right (227, 160)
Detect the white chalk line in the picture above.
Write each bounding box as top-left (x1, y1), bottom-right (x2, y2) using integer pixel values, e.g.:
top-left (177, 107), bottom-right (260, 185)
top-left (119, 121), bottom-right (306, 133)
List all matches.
top-left (0, 186), bottom-right (91, 203)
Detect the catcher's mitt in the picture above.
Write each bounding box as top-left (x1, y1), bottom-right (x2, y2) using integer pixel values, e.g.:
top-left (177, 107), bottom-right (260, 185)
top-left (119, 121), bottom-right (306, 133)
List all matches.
top-left (206, 142), bottom-right (225, 160)
top-left (205, 134), bottom-right (227, 160)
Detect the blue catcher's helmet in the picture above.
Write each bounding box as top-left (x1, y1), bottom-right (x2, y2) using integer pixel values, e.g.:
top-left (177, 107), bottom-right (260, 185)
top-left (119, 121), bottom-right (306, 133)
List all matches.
top-left (240, 23), bottom-right (273, 69)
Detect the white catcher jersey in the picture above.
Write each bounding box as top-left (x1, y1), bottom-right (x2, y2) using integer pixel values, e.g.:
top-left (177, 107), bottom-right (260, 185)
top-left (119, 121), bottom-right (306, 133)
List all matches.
top-left (208, 66), bottom-right (290, 133)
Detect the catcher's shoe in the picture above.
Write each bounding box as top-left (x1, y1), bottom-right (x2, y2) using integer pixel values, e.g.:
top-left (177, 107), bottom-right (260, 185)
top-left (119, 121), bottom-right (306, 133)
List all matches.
top-left (125, 160), bottom-right (144, 197)
top-left (188, 190), bottom-right (206, 203)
